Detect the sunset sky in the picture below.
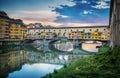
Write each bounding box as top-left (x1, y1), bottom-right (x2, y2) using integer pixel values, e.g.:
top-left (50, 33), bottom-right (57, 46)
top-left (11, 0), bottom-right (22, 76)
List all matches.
top-left (0, 0), bottom-right (111, 27)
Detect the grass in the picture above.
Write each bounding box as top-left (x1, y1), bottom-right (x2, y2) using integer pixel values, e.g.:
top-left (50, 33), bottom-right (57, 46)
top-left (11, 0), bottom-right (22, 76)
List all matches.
top-left (43, 57), bottom-right (90, 78)
top-left (43, 46), bottom-right (120, 78)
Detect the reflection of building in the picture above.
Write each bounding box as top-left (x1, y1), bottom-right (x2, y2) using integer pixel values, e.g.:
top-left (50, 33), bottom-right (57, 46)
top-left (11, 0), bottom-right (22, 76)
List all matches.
top-left (28, 26), bottom-right (109, 40)
top-left (0, 44), bottom-right (89, 78)
top-left (0, 50), bottom-right (27, 78)
top-left (109, 0), bottom-right (120, 47)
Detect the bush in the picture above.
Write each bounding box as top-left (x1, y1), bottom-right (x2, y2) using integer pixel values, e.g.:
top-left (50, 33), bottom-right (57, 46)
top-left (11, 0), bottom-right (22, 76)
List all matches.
top-left (64, 64), bottom-right (67, 68)
top-left (54, 69), bottom-right (58, 74)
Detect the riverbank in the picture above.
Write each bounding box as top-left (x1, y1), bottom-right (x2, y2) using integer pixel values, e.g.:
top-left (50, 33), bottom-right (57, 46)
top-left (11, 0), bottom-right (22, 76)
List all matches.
top-left (42, 46), bottom-right (120, 78)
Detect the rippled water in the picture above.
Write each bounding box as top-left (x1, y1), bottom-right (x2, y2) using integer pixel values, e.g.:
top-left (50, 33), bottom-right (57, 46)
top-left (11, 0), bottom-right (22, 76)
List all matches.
top-left (0, 40), bottom-right (102, 78)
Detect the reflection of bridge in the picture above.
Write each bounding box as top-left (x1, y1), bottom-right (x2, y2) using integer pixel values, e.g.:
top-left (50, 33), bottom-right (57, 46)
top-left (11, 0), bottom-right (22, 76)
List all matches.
top-left (24, 37), bottom-right (108, 44)
top-left (26, 52), bottom-right (84, 65)
top-left (23, 42), bottom-right (92, 65)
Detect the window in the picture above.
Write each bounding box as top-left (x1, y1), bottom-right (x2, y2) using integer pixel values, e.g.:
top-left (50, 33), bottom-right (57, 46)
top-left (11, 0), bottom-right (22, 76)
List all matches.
top-left (96, 29), bottom-right (99, 31)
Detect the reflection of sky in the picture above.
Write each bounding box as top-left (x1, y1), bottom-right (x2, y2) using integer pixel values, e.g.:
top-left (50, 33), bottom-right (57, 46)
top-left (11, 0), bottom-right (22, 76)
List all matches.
top-left (7, 63), bottom-right (63, 78)
top-left (55, 41), bottom-right (73, 52)
top-left (58, 55), bottom-right (68, 60)
top-left (82, 43), bottom-right (102, 52)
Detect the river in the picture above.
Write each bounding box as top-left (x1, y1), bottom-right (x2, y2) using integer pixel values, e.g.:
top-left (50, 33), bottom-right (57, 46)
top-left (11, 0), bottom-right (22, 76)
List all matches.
top-left (0, 40), bottom-right (102, 78)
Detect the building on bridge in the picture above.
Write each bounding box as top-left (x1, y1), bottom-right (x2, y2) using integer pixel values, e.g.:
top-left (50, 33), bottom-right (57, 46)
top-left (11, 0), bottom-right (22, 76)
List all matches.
top-left (27, 26), bottom-right (110, 40)
top-left (109, 0), bottom-right (120, 47)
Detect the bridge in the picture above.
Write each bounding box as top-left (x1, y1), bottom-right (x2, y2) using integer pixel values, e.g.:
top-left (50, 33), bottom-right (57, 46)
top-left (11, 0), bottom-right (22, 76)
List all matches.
top-left (23, 37), bottom-right (66, 44)
top-left (24, 37), bottom-right (108, 44)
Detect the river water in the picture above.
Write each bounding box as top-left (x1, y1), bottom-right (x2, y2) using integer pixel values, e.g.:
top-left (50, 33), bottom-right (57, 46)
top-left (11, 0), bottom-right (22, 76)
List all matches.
top-left (0, 40), bottom-right (102, 78)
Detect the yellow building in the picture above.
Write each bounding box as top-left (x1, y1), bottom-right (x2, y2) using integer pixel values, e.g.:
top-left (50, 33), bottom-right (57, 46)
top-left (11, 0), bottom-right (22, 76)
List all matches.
top-left (0, 11), bottom-right (27, 42)
top-left (68, 31), bottom-right (78, 39)
top-left (91, 31), bottom-right (101, 40)
top-left (80, 31), bottom-right (85, 39)
top-left (40, 32), bottom-right (46, 39)
top-left (0, 11), bottom-right (10, 41)
top-left (21, 26), bottom-right (27, 40)
top-left (9, 19), bottom-right (27, 41)
top-left (68, 33), bottom-right (73, 39)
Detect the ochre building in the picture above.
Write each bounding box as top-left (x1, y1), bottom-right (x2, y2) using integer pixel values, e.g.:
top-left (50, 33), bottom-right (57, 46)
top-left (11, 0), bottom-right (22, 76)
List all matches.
top-left (28, 26), bottom-right (110, 40)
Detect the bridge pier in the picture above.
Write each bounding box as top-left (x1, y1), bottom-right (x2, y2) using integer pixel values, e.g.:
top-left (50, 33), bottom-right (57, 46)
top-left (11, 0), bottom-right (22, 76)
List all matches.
top-left (79, 42), bottom-right (82, 48)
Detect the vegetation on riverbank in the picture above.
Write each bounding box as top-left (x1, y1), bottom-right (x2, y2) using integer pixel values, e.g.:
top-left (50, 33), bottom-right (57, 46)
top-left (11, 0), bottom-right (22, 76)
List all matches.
top-left (43, 46), bottom-right (120, 78)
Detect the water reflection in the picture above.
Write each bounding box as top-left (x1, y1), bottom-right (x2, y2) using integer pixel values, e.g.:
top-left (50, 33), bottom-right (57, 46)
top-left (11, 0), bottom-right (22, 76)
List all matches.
top-left (8, 63), bottom-right (62, 78)
top-left (82, 41), bottom-right (102, 52)
top-left (0, 50), bottom-right (26, 78)
top-left (54, 40), bottom-right (101, 52)
top-left (0, 40), bottom-right (101, 78)
top-left (54, 40), bottom-right (73, 52)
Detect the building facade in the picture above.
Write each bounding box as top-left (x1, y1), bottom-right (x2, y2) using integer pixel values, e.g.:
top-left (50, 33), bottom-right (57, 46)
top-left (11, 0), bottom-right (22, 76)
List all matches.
top-left (0, 11), bottom-right (27, 42)
top-left (28, 26), bottom-right (109, 40)
top-left (0, 11), bottom-right (10, 40)
top-left (109, 0), bottom-right (120, 47)
top-left (9, 19), bottom-right (27, 41)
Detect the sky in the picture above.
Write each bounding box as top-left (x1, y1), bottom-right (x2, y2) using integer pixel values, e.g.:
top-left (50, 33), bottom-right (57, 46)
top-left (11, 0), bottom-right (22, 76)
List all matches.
top-left (0, 0), bottom-right (111, 27)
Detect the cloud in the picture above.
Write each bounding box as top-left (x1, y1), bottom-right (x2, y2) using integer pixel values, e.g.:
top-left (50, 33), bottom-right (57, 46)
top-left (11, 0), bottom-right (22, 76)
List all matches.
top-left (81, 0), bottom-right (90, 4)
top-left (9, 10), bottom-right (60, 25)
top-left (22, 17), bottom-right (61, 26)
top-left (60, 15), bottom-right (69, 18)
top-left (91, 1), bottom-right (110, 9)
top-left (5, 0), bottom-right (110, 27)
top-left (83, 10), bottom-right (92, 15)
top-left (19, 10), bottom-right (58, 19)
top-left (52, 0), bottom-right (110, 26)
top-left (49, 0), bottom-right (76, 9)
top-left (20, 11), bottom-right (42, 15)
top-left (81, 0), bottom-right (87, 3)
